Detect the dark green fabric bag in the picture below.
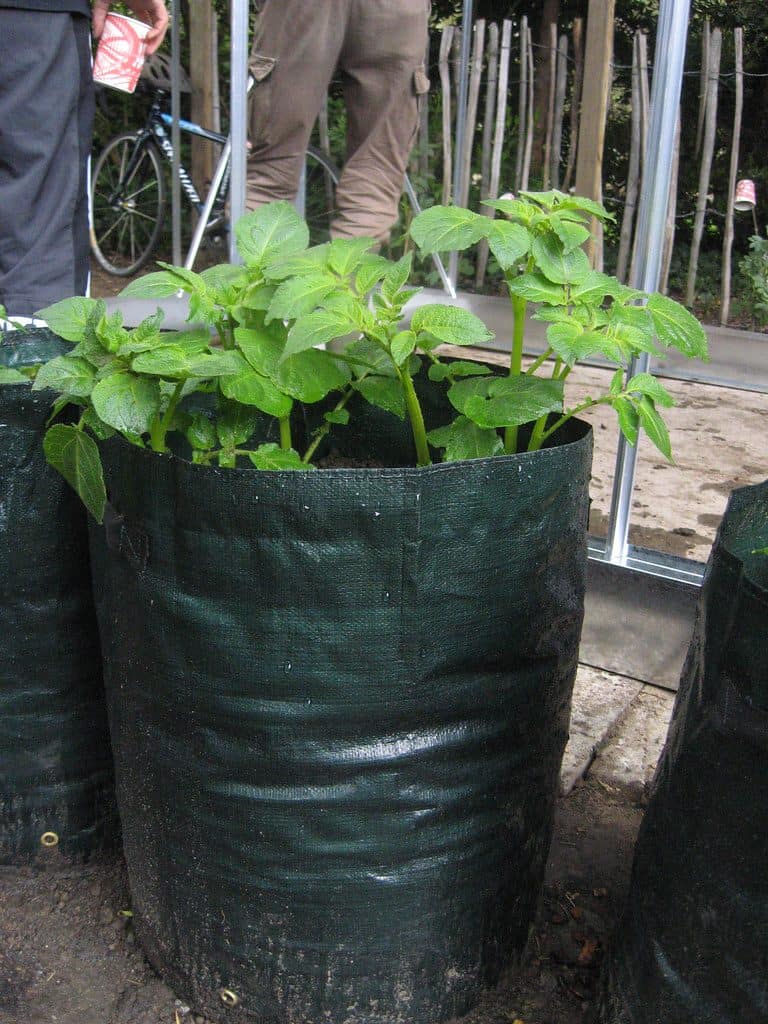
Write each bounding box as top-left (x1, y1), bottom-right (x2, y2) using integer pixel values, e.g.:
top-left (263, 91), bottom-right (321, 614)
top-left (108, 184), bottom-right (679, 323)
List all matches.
top-left (601, 480), bottom-right (768, 1024)
top-left (0, 329), bottom-right (116, 863)
top-left (93, 415), bottom-right (592, 1024)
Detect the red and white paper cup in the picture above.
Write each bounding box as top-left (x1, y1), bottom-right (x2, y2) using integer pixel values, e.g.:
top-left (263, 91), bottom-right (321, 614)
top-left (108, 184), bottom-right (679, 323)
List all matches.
top-left (93, 13), bottom-right (151, 94)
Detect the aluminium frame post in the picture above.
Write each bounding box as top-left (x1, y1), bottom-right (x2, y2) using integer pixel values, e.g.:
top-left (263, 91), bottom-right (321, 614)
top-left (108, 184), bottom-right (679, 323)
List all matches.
top-left (448, 0), bottom-right (474, 287)
top-left (605, 0), bottom-right (692, 563)
top-left (170, 0), bottom-right (182, 265)
top-left (229, 0), bottom-right (250, 264)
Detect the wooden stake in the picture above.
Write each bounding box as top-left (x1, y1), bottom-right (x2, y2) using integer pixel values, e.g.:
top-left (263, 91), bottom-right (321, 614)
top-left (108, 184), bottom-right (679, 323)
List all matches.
top-left (190, 0), bottom-right (216, 196)
top-left (695, 19), bottom-right (711, 159)
top-left (439, 26), bottom-right (455, 205)
top-left (616, 32), bottom-right (641, 283)
top-left (660, 114), bottom-right (681, 295)
top-left (457, 19), bottom-right (486, 210)
top-left (563, 17), bottom-right (583, 192)
top-left (543, 23), bottom-right (558, 190)
top-left (550, 33), bottom-right (569, 190)
top-left (575, 0), bottom-right (616, 267)
top-left (476, 22), bottom-right (499, 290)
top-left (721, 27), bottom-right (744, 325)
top-left (521, 27), bottom-right (535, 191)
top-left (686, 27), bottom-right (722, 308)
top-left (490, 18), bottom-right (512, 204)
top-left (515, 16), bottom-right (528, 192)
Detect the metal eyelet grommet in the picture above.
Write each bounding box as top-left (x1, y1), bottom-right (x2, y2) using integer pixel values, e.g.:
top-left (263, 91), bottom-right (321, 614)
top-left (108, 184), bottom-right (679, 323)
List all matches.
top-left (40, 831), bottom-right (60, 847)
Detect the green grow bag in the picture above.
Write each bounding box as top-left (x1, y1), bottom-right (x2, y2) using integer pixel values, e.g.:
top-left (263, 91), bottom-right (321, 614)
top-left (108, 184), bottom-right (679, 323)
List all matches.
top-left (92, 414), bottom-right (592, 1024)
top-left (0, 329), bottom-right (116, 863)
top-left (600, 480), bottom-right (768, 1024)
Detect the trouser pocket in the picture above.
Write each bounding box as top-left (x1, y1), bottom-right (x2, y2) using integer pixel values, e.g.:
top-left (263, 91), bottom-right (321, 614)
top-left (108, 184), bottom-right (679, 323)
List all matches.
top-left (248, 52), bottom-right (277, 150)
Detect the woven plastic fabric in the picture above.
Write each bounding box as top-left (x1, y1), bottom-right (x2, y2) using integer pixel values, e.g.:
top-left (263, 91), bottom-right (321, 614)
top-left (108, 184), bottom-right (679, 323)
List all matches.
top-left (601, 480), bottom-right (768, 1024)
top-left (0, 329), bottom-right (116, 863)
top-left (93, 416), bottom-right (592, 1024)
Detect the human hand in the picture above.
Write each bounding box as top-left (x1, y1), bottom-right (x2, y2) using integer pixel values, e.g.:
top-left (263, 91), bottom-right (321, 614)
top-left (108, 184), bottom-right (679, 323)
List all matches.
top-left (92, 0), bottom-right (170, 55)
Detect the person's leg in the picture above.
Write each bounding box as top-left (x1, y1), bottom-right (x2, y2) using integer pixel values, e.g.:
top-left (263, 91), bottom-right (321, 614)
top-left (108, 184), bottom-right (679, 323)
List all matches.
top-left (0, 11), bottom-right (94, 317)
top-left (246, 0), bottom-right (348, 210)
top-left (334, 0), bottom-right (430, 243)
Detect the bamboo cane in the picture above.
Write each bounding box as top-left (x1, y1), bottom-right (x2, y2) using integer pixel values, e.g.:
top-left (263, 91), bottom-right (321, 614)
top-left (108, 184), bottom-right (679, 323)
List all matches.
top-left (721, 28), bottom-right (744, 325)
top-left (563, 17), bottom-right (583, 192)
top-left (686, 27), bottom-right (722, 307)
top-left (550, 33), bottom-right (568, 190)
top-left (457, 19), bottom-right (486, 210)
top-left (439, 26), bottom-right (455, 205)
top-left (616, 33), bottom-right (642, 283)
top-left (515, 16), bottom-right (528, 191)
top-left (543, 23), bottom-right (558, 190)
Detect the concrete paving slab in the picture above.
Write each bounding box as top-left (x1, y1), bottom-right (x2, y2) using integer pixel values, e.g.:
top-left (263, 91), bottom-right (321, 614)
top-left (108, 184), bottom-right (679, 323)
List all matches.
top-left (560, 666), bottom-right (643, 795)
top-left (589, 685), bottom-right (674, 799)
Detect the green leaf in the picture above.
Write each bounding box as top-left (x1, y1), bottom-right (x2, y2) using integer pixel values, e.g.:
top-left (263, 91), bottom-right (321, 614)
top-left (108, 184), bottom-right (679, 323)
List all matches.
top-left (410, 304), bottom-right (493, 347)
top-left (0, 366), bottom-right (28, 384)
top-left (531, 232), bottom-right (591, 285)
top-left (647, 293), bottom-right (709, 360)
top-left (186, 413), bottom-right (217, 451)
top-left (247, 443), bottom-right (309, 470)
top-left (549, 214), bottom-right (591, 253)
top-left (199, 263), bottom-right (248, 293)
top-left (96, 311), bottom-right (129, 354)
top-left (381, 253), bottom-right (413, 304)
top-left (43, 424), bottom-right (106, 522)
top-left (265, 273), bottom-right (337, 323)
top-left (482, 197), bottom-right (538, 224)
top-left (606, 305), bottom-right (659, 355)
top-left (235, 282), bottom-right (276, 314)
top-left (428, 359), bottom-right (492, 382)
top-left (130, 346), bottom-right (191, 377)
top-left (324, 408), bottom-right (350, 425)
top-left (155, 262), bottom-right (208, 295)
top-left (390, 331), bottom-right (416, 366)
top-left (353, 375), bottom-right (406, 419)
top-left (327, 237), bottom-right (377, 277)
top-left (410, 205), bottom-right (488, 254)
top-left (609, 368), bottom-right (625, 396)
top-left (636, 395), bottom-right (673, 461)
top-left (555, 194), bottom-right (612, 220)
top-left (235, 202), bottom-right (309, 268)
top-left (355, 254), bottom-right (392, 295)
top-left (264, 243), bottom-right (330, 281)
top-left (613, 397), bottom-right (640, 445)
top-left (519, 188), bottom-right (568, 210)
top-left (81, 407), bottom-right (116, 440)
top-left (284, 309), bottom-right (358, 360)
top-left (278, 349), bottom-right (351, 403)
top-left (216, 402), bottom-right (260, 449)
top-left (451, 375), bottom-right (564, 428)
top-left (219, 361), bottom-right (293, 417)
top-left (36, 297), bottom-right (105, 342)
top-left (486, 220), bottom-right (531, 270)
top-left (345, 337), bottom-right (396, 378)
top-left (570, 270), bottom-right (627, 305)
top-left (545, 322), bottom-right (603, 365)
top-left (427, 415), bottom-right (503, 461)
top-left (91, 373), bottom-right (161, 436)
top-left (508, 272), bottom-right (567, 304)
top-left (32, 355), bottom-right (96, 397)
top-left (119, 271), bottom-right (183, 298)
top-left (626, 372), bottom-right (675, 408)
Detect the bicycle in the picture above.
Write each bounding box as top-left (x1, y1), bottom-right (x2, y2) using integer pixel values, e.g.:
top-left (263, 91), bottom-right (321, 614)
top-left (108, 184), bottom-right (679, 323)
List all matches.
top-left (91, 66), bottom-right (454, 293)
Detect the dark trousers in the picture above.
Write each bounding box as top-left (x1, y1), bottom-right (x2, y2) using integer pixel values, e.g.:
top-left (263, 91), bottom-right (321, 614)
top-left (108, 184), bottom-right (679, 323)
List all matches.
top-left (0, 10), bottom-right (94, 317)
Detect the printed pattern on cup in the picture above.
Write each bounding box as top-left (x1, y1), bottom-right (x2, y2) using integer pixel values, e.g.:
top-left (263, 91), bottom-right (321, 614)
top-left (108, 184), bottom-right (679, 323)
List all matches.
top-left (93, 14), bottom-right (150, 94)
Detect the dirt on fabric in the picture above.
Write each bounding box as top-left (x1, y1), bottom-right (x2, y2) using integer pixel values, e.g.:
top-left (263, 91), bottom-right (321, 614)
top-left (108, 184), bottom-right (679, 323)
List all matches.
top-left (0, 781), bottom-right (639, 1024)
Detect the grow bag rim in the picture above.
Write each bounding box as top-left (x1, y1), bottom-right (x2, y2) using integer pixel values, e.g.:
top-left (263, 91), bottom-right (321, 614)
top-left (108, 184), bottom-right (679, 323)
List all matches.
top-left (709, 480), bottom-right (768, 597)
top-left (102, 417), bottom-right (592, 483)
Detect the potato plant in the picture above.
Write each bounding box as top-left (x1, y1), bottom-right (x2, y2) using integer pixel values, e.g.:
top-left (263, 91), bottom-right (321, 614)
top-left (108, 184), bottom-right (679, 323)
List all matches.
top-left (0, 195), bottom-right (709, 522)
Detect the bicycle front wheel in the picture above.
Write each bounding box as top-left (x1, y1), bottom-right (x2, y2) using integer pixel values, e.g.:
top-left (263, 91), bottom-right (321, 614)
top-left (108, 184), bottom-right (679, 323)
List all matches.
top-left (302, 146), bottom-right (340, 245)
top-left (90, 133), bottom-right (166, 277)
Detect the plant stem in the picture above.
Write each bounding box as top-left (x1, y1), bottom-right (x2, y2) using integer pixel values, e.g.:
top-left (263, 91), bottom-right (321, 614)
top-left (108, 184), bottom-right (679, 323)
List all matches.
top-left (524, 347), bottom-right (554, 375)
top-left (279, 416), bottom-right (292, 450)
top-left (527, 415), bottom-right (549, 452)
top-left (398, 368), bottom-right (431, 467)
top-left (540, 395), bottom-right (612, 444)
top-left (504, 293), bottom-right (528, 453)
top-left (302, 387), bottom-right (354, 464)
top-left (149, 381), bottom-right (185, 453)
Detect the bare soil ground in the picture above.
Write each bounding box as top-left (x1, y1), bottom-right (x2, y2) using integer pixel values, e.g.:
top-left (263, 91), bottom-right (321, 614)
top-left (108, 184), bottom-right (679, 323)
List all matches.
top-left (0, 781), bottom-right (639, 1024)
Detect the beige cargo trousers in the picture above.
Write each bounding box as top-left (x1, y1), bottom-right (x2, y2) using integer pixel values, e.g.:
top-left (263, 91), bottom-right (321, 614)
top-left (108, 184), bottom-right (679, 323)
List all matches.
top-left (246, 0), bottom-right (430, 243)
